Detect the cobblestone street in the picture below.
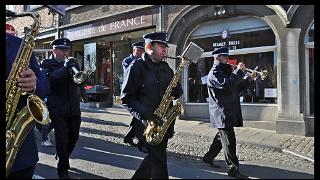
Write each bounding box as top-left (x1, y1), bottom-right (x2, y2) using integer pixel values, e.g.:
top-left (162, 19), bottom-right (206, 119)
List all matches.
top-left (79, 107), bottom-right (314, 173)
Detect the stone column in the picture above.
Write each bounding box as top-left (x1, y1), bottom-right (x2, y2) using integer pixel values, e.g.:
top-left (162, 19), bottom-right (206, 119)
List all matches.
top-left (276, 28), bottom-right (306, 135)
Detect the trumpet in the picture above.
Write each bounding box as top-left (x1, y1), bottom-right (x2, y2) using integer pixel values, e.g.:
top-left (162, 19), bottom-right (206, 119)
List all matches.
top-left (228, 64), bottom-right (268, 80)
top-left (70, 66), bottom-right (86, 84)
top-left (65, 57), bottom-right (87, 84)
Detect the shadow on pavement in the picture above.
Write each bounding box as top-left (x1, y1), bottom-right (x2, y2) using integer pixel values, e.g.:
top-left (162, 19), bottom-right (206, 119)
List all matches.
top-left (167, 157), bottom-right (314, 179)
top-left (81, 107), bottom-right (130, 117)
top-left (71, 135), bottom-right (145, 171)
top-left (79, 126), bottom-right (125, 139)
top-left (35, 126), bottom-right (314, 179)
top-left (81, 116), bottom-right (129, 127)
top-left (69, 167), bottom-right (108, 179)
top-left (35, 162), bottom-right (106, 179)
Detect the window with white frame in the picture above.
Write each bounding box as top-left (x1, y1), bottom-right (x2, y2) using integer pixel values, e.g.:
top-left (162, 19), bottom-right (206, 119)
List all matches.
top-left (186, 16), bottom-right (276, 104)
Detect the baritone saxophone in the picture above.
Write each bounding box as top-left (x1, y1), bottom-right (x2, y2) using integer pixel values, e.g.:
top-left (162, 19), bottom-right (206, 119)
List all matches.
top-left (6, 10), bottom-right (50, 177)
top-left (143, 42), bottom-right (204, 145)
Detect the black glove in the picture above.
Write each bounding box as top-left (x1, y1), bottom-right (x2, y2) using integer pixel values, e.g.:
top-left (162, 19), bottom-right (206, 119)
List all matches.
top-left (64, 58), bottom-right (77, 69)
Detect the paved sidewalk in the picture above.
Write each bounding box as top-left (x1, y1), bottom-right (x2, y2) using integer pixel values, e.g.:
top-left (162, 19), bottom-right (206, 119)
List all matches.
top-left (174, 115), bottom-right (314, 162)
top-left (80, 105), bottom-right (314, 162)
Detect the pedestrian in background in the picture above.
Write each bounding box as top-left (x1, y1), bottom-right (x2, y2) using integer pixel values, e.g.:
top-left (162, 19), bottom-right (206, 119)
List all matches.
top-left (122, 41), bottom-right (145, 147)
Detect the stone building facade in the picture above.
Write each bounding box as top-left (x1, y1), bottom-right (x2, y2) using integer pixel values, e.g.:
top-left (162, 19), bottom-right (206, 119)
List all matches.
top-left (6, 5), bottom-right (314, 136)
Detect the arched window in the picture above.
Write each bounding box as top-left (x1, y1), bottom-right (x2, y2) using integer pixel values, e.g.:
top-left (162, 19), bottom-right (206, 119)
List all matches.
top-left (305, 21), bottom-right (314, 116)
top-left (186, 16), bottom-right (276, 104)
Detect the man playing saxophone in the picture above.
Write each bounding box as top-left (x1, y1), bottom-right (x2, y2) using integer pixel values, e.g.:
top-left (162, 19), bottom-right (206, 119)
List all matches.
top-left (6, 32), bottom-right (50, 178)
top-left (121, 31), bottom-right (183, 179)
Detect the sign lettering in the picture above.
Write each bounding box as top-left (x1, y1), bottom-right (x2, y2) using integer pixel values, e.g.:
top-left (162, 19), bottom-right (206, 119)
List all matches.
top-left (64, 13), bottom-right (153, 41)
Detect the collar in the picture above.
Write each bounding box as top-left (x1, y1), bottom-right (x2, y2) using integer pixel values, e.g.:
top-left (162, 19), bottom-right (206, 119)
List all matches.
top-left (53, 56), bottom-right (64, 63)
top-left (131, 54), bottom-right (138, 60)
top-left (141, 53), bottom-right (154, 70)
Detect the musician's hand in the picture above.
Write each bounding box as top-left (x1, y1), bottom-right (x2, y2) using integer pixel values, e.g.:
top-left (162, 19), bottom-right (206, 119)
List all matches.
top-left (151, 114), bottom-right (162, 126)
top-left (142, 112), bottom-right (162, 126)
top-left (142, 119), bottom-right (148, 127)
top-left (251, 72), bottom-right (257, 79)
top-left (237, 62), bottom-right (246, 72)
top-left (64, 58), bottom-right (76, 69)
top-left (16, 68), bottom-right (37, 93)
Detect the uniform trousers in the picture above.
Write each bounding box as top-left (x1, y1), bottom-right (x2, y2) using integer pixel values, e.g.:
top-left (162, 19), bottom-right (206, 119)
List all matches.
top-left (204, 127), bottom-right (239, 174)
top-left (124, 119), bottom-right (135, 141)
top-left (51, 116), bottom-right (81, 176)
top-left (132, 138), bottom-right (169, 179)
top-left (7, 164), bottom-right (36, 179)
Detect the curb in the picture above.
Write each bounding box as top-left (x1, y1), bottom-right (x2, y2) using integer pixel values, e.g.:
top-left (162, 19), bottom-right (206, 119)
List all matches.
top-left (282, 149), bottom-right (314, 162)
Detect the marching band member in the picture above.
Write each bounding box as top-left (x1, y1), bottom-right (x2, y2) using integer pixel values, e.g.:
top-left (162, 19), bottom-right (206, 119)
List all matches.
top-left (121, 32), bottom-right (183, 179)
top-left (40, 38), bottom-right (84, 179)
top-left (203, 47), bottom-right (254, 179)
top-left (6, 32), bottom-right (49, 178)
top-left (122, 41), bottom-right (145, 147)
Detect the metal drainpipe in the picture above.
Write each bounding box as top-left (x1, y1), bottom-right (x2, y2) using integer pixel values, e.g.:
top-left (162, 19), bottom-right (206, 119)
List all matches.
top-left (159, 5), bottom-right (164, 31)
top-left (56, 13), bottom-right (60, 38)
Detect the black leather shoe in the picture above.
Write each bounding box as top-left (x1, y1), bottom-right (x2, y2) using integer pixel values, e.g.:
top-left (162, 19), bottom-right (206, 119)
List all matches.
top-left (58, 173), bottom-right (71, 179)
top-left (124, 137), bottom-right (137, 146)
top-left (228, 171), bottom-right (249, 179)
top-left (137, 142), bottom-right (149, 153)
top-left (203, 157), bottom-right (221, 168)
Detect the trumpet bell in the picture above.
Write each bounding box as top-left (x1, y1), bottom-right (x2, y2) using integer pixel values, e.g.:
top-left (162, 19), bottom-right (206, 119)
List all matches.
top-left (70, 66), bottom-right (86, 84)
top-left (73, 71), bottom-right (86, 84)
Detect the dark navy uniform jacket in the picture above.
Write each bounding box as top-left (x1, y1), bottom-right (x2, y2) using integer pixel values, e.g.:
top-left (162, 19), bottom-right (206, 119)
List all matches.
top-left (6, 33), bottom-right (50, 172)
top-left (122, 54), bottom-right (139, 80)
top-left (40, 57), bottom-right (81, 118)
top-left (121, 53), bottom-right (183, 140)
top-left (207, 61), bottom-right (252, 128)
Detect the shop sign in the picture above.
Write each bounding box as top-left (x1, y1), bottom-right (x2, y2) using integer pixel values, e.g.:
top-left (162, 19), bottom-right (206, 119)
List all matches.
top-left (212, 28), bottom-right (240, 50)
top-left (212, 40), bottom-right (240, 50)
top-left (64, 13), bottom-right (154, 41)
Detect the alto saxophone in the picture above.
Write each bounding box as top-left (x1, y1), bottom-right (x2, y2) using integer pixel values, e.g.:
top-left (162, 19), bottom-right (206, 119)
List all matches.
top-left (143, 58), bottom-right (186, 145)
top-left (6, 11), bottom-right (50, 177)
top-left (143, 42), bottom-right (204, 145)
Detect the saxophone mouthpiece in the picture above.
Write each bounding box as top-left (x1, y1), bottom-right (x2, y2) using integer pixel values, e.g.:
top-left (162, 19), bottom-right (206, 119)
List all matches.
top-left (165, 55), bottom-right (181, 59)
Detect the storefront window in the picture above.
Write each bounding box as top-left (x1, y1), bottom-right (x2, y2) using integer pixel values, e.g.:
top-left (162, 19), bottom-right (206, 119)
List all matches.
top-left (33, 50), bottom-right (52, 64)
top-left (82, 42), bottom-right (115, 104)
top-left (112, 40), bottom-right (131, 97)
top-left (187, 17), bottom-right (276, 104)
